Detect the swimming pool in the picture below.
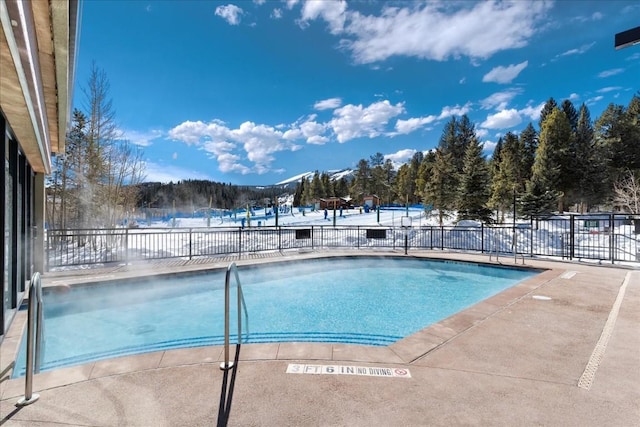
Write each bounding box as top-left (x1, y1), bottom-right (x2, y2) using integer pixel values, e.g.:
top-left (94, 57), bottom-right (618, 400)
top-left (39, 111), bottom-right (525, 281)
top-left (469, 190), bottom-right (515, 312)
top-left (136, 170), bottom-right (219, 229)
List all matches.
top-left (14, 257), bottom-right (538, 376)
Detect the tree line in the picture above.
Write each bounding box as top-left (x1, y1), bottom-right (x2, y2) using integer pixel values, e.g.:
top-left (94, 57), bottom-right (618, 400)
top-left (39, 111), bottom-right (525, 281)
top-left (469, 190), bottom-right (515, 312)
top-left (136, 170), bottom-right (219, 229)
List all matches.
top-left (47, 62), bottom-right (638, 230)
top-left (294, 93), bottom-right (640, 224)
top-left (136, 180), bottom-right (282, 212)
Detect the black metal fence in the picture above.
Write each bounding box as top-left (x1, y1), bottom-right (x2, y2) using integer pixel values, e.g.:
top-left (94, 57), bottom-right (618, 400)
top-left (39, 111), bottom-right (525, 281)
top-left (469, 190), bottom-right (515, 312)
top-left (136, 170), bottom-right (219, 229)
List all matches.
top-left (45, 214), bottom-right (640, 270)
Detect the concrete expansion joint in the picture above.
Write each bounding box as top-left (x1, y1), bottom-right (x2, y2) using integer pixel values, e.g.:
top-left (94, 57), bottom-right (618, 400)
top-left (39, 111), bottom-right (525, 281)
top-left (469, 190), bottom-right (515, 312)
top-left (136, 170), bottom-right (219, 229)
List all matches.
top-left (577, 271), bottom-right (634, 390)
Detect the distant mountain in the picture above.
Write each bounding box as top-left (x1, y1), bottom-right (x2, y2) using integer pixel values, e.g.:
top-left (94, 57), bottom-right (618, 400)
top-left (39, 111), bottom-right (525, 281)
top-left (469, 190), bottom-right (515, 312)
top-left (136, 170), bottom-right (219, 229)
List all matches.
top-left (275, 169), bottom-right (355, 186)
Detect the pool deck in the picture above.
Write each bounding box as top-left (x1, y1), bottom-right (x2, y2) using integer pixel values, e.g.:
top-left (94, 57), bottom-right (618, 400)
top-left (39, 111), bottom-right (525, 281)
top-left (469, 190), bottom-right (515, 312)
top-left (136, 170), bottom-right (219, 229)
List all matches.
top-left (1, 251), bottom-right (639, 426)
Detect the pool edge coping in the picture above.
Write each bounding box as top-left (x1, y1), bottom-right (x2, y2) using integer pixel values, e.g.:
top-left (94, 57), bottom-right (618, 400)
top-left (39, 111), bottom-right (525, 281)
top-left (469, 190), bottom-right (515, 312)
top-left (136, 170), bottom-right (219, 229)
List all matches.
top-left (1, 251), bottom-right (567, 400)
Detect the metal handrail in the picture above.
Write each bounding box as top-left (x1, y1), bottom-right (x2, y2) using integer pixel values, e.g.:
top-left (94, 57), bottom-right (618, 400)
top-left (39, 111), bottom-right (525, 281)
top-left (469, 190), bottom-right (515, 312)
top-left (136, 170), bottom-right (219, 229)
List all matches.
top-left (220, 263), bottom-right (249, 370)
top-left (17, 272), bottom-right (45, 406)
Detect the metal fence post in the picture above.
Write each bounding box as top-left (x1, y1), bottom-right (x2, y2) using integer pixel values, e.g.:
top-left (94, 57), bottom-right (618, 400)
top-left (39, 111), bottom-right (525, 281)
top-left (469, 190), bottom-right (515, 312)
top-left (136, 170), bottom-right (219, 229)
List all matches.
top-left (238, 227), bottom-right (242, 259)
top-left (125, 228), bottom-right (129, 264)
top-left (570, 215), bottom-right (575, 260)
top-left (278, 226), bottom-right (281, 251)
top-left (481, 223), bottom-right (484, 253)
top-left (610, 214), bottom-right (615, 264)
top-left (189, 228), bottom-right (193, 260)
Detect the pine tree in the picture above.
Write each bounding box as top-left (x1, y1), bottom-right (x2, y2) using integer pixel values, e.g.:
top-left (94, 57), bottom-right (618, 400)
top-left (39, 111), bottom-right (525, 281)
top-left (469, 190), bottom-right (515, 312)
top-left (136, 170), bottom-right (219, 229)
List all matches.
top-left (457, 137), bottom-right (492, 222)
top-left (539, 107), bottom-right (572, 211)
top-left (310, 171), bottom-right (323, 202)
top-left (561, 99), bottom-right (579, 133)
top-left (423, 149), bottom-right (456, 225)
top-left (351, 159), bottom-right (371, 202)
top-left (573, 104), bottom-right (605, 211)
top-left (334, 177), bottom-right (349, 199)
top-left (416, 150), bottom-right (436, 201)
top-left (321, 172), bottom-right (333, 197)
top-left (489, 141), bottom-right (517, 223)
top-left (519, 122), bottom-right (538, 181)
top-left (521, 117), bottom-right (562, 217)
top-left (538, 97), bottom-right (558, 130)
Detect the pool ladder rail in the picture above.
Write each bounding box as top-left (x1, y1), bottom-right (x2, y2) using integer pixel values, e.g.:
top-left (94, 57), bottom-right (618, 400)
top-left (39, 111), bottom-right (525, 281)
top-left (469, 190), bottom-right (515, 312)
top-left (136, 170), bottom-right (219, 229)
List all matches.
top-left (17, 272), bottom-right (45, 407)
top-left (220, 262), bottom-right (249, 370)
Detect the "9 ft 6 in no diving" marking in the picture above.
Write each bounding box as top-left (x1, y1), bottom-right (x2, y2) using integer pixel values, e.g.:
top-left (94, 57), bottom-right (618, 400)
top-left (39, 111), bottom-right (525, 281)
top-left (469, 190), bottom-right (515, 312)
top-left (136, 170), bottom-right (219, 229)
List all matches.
top-left (286, 364), bottom-right (411, 378)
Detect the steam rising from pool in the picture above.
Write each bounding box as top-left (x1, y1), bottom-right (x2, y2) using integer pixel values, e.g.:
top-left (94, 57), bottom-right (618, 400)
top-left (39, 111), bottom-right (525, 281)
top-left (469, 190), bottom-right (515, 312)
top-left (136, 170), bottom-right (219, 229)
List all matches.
top-left (13, 257), bottom-right (537, 377)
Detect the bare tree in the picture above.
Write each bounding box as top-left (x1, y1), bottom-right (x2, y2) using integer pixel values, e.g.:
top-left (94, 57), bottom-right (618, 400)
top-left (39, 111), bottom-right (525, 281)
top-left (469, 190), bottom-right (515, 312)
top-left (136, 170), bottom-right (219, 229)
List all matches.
top-left (613, 170), bottom-right (640, 214)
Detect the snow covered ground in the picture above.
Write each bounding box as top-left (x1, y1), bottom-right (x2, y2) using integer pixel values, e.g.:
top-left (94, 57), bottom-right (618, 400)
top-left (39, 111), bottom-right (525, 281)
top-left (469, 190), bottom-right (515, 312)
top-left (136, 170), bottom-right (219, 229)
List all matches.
top-left (46, 207), bottom-right (640, 269)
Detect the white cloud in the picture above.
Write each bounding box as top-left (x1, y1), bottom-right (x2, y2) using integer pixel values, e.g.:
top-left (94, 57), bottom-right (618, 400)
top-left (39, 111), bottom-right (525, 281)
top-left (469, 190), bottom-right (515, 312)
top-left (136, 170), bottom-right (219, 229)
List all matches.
top-left (299, 119), bottom-right (328, 144)
top-left (597, 86), bottom-right (623, 93)
top-left (598, 68), bottom-right (624, 78)
top-left (627, 52), bottom-right (640, 61)
top-left (569, 93), bottom-right (580, 101)
top-left (519, 102), bottom-right (545, 121)
top-left (299, 0), bottom-right (347, 34)
top-left (459, 77), bottom-right (466, 84)
top-left (480, 109), bottom-right (522, 129)
top-left (144, 162), bottom-right (212, 183)
top-left (482, 61), bottom-right (528, 84)
top-left (329, 100), bottom-right (405, 143)
top-left (476, 128), bottom-right (489, 139)
top-left (314, 97), bottom-right (342, 110)
top-left (557, 42), bottom-right (596, 58)
top-left (253, 0), bottom-right (266, 5)
top-left (336, 1), bottom-right (551, 64)
top-left (392, 102), bottom-right (470, 136)
top-left (172, 152), bottom-right (178, 160)
top-left (286, 0), bottom-right (299, 10)
top-left (586, 95), bottom-right (604, 106)
top-left (438, 102), bottom-right (472, 120)
top-left (215, 4), bottom-right (244, 25)
top-left (394, 115), bottom-right (436, 135)
top-left (120, 129), bottom-right (163, 147)
top-left (385, 149), bottom-right (416, 164)
top-left (480, 89), bottom-right (522, 110)
top-left (169, 119), bottom-right (300, 175)
top-left (482, 140), bottom-right (497, 152)
top-left (271, 8), bottom-right (283, 19)
top-left (573, 12), bottom-right (603, 22)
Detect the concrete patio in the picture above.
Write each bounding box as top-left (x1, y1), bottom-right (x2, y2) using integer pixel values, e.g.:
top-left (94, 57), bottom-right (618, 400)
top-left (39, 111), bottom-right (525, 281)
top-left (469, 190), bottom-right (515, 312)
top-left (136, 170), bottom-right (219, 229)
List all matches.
top-left (1, 252), bottom-right (638, 426)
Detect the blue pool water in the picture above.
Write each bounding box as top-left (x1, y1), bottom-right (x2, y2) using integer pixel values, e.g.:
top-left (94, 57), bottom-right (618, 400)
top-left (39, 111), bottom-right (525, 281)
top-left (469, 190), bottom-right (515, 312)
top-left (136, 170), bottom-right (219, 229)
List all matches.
top-left (14, 257), bottom-right (537, 376)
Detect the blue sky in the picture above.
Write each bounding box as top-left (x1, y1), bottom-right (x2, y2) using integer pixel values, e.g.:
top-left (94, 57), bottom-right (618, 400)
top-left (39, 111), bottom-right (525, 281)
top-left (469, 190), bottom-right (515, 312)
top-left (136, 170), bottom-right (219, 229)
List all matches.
top-left (73, 0), bottom-right (640, 185)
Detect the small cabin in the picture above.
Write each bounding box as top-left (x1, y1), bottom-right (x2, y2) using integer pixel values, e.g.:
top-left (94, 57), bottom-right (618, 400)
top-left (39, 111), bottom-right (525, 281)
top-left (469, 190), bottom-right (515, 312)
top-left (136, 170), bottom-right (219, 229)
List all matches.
top-left (362, 195), bottom-right (381, 208)
top-left (318, 197), bottom-right (351, 210)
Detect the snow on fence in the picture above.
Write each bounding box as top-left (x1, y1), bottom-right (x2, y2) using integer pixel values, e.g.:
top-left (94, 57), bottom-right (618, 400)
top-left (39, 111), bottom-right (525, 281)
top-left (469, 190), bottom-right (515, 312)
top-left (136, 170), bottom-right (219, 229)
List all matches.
top-left (45, 214), bottom-right (640, 270)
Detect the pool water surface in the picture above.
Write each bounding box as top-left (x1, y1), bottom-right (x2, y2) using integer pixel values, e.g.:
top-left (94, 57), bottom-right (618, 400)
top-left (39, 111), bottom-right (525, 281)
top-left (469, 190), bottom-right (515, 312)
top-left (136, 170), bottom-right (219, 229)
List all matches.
top-left (14, 257), bottom-right (538, 376)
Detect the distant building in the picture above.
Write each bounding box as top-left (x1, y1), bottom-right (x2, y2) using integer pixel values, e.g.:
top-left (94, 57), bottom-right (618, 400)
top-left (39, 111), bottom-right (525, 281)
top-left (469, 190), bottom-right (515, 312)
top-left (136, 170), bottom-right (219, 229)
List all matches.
top-left (1, 0), bottom-right (80, 336)
top-left (363, 195), bottom-right (381, 208)
top-left (317, 197), bottom-right (352, 210)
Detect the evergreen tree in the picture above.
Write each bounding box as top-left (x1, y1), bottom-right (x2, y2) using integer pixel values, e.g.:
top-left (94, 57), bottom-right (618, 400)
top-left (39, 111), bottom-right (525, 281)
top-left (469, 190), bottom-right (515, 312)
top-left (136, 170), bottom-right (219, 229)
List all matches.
top-left (521, 118), bottom-right (562, 217)
top-left (561, 99), bottom-right (579, 133)
top-left (351, 159), bottom-right (371, 202)
top-left (416, 150), bottom-right (436, 201)
top-left (489, 140), bottom-right (518, 222)
top-left (310, 171), bottom-right (323, 201)
top-left (321, 172), bottom-right (333, 197)
top-left (519, 122), bottom-right (538, 181)
top-left (293, 178), bottom-right (306, 206)
top-left (457, 137), bottom-right (492, 222)
top-left (539, 107), bottom-right (572, 211)
top-left (538, 97), bottom-right (558, 130)
top-left (369, 152), bottom-right (387, 199)
top-left (423, 149), bottom-right (456, 225)
top-left (334, 177), bottom-right (349, 198)
top-left (301, 176), bottom-right (312, 205)
top-left (573, 104), bottom-right (605, 211)
top-left (381, 159), bottom-right (397, 204)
